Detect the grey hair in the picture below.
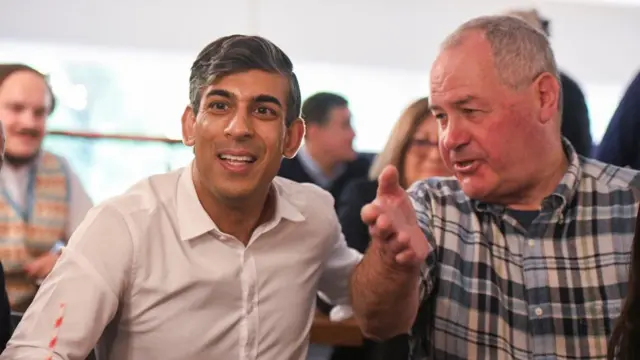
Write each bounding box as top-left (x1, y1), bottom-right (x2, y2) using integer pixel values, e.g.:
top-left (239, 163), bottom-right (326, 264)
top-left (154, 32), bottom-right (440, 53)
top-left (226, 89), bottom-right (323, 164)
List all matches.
top-left (188, 35), bottom-right (301, 126)
top-left (442, 15), bottom-right (560, 93)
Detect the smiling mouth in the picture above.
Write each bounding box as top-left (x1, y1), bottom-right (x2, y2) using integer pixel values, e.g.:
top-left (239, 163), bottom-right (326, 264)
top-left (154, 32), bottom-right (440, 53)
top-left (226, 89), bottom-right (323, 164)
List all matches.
top-left (217, 154), bottom-right (257, 164)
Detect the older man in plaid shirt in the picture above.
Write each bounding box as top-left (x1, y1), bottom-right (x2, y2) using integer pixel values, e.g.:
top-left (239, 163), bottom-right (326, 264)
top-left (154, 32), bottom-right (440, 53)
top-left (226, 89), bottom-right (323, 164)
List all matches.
top-left (350, 15), bottom-right (640, 360)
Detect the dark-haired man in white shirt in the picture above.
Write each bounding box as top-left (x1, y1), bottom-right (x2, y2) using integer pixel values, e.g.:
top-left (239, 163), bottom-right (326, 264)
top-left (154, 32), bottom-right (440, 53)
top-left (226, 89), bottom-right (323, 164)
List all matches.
top-left (2, 35), bottom-right (361, 360)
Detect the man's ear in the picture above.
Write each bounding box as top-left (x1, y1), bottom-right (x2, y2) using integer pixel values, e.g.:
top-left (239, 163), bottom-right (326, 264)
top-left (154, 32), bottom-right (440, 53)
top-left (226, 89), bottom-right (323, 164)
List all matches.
top-left (282, 118), bottom-right (305, 159)
top-left (533, 72), bottom-right (561, 125)
top-left (181, 105), bottom-right (197, 146)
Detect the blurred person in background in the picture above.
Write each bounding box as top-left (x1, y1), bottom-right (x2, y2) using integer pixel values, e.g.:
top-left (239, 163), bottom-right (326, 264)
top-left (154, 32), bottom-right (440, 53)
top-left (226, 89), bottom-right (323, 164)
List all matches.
top-left (339, 97), bottom-right (451, 255)
top-left (331, 97), bottom-right (451, 360)
top-left (0, 64), bottom-right (92, 312)
top-left (278, 91), bottom-right (371, 327)
top-left (505, 9), bottom-right (594, 157)
top-left (278, 92), bottom-right (371, 206)
top-left (594, 70), bottom-right (640, 169)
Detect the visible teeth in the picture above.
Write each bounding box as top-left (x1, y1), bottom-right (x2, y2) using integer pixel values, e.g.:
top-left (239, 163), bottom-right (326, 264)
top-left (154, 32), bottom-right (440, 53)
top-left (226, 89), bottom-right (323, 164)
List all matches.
top-left (220, 154), bottom-right (253, 162)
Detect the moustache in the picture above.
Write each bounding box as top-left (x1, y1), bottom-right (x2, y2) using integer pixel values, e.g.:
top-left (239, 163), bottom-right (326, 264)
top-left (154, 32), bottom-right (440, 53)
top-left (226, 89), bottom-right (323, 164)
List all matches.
top-left (15, 128), bottom-right (42, 138)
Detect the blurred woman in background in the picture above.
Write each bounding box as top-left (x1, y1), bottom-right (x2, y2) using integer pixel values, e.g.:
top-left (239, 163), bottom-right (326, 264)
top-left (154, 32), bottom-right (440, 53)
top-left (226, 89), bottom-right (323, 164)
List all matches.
top-left (338, 97), bottom-right (451, 254)
top-left (331, 97), bottom-right (450, 360)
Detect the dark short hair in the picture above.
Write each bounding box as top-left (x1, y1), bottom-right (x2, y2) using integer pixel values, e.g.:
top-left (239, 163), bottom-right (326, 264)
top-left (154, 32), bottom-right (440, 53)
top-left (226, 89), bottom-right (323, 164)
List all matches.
top-left (189, 35), bottom-right (301, 126)
top-left (301, 92), bottom-right (348, 126)
top-left (0, 63), bottom-right (56, 115)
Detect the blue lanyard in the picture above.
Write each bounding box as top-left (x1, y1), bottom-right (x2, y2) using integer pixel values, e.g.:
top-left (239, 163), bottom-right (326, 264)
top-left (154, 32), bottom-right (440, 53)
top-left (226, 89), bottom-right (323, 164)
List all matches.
top-left (1, 164), bottom-right (37, 222)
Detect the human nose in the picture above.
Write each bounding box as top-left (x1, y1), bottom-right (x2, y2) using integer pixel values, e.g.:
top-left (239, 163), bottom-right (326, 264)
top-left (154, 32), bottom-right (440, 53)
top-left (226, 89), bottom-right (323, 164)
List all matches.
top-left (224, 110), bottom-right (253, 139)
top-left (440, 117), bottom-right (470, 151)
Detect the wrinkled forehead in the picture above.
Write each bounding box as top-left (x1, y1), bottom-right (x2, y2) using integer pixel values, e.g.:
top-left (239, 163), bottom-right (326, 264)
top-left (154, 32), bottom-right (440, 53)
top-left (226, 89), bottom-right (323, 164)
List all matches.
top-left (429, 41), bottom-right (502, 105)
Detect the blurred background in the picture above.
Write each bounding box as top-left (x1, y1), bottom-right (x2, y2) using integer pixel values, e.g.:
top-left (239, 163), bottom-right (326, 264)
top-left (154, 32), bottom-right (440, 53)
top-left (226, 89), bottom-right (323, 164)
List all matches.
top-left (0, 0), bottom-right (637, 202)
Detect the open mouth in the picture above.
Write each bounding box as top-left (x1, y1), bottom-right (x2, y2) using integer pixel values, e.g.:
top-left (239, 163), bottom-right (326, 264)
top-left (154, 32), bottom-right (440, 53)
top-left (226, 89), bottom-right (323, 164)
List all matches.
top-left (217, 154), bottom-right (257, 164)
top-left (453, 160), bottom-right (478, 172)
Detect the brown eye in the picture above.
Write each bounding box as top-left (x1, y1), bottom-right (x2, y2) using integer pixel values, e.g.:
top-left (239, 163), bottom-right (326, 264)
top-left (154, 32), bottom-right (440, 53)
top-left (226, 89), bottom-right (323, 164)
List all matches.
top-left (435, 113), bottom-right (448, 128)
top-left (254, 106), bottom-right (277, 118)
top-left (208, 102), bottom-right (229, 113)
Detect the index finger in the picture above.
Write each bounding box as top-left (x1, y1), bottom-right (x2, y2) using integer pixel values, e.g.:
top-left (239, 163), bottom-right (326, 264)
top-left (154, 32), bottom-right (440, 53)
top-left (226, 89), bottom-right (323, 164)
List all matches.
top-left (377, 165), bottom-right (401, 197)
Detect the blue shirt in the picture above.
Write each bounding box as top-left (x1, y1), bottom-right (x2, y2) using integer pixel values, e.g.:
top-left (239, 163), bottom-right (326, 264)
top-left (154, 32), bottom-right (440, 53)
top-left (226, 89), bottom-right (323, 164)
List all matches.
top-left (296, 146), bottom-right (346, 189)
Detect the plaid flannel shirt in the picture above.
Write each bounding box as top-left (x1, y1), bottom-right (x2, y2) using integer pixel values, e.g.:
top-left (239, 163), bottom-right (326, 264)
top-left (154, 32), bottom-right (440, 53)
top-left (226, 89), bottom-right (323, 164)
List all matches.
top-left (408, 140), bottom-right (640, 360)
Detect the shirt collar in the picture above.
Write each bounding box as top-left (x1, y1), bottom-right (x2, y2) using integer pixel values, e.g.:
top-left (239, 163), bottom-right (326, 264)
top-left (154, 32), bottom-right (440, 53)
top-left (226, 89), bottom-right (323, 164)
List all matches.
top-left (271, 178), bottom-right (306, 223)
top-left (176, 162), bottom-right (305, 241)
top-left (472, 138), bottom-right (581, 214)
top-left (544, 137), bottom-right (581, 212)
top-left (297, 146), bottom-right (346, 189)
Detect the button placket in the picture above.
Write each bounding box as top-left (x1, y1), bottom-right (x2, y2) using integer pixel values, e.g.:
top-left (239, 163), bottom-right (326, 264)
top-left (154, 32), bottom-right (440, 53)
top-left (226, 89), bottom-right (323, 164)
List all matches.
top-left (241, 251), bottom-right (258, 360)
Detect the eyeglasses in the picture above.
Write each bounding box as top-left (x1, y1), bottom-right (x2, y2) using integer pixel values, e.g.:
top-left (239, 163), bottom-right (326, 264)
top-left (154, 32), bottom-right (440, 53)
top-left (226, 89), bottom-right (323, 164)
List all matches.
top-left (409, 138), bottom-right (438, 148)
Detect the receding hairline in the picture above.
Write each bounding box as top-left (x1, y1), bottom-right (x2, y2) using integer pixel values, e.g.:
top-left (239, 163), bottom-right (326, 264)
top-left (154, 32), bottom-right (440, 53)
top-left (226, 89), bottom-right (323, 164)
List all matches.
top-left (439, 15), bottom-right (560, 90)
top-left (0, 69), bottom-right (55, 109)
top-left (440, 26), bottom-right (485, 50)
top-left (441, 15), bottom-right (549, 49)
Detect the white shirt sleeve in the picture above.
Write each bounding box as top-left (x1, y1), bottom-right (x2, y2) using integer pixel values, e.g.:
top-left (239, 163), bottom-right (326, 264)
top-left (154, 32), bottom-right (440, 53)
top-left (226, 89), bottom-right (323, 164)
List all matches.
top-left (317, 219), bottom-right (363, 307)
top-left (0, 204), bottom-right (135, 360)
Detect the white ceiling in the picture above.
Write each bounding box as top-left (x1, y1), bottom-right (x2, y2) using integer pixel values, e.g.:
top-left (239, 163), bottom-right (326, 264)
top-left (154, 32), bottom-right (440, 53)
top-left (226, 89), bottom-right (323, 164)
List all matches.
top-left (543, 0), bottom-right (640, 7)
top-left (1, 0), bottom-right (639, 87)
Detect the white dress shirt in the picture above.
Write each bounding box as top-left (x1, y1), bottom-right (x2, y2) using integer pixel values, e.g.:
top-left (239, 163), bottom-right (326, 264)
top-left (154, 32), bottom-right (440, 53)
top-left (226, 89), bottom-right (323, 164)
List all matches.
top-left (1, 163), bottom-right (362, 360)
top-left (0, 156), bottom-right (93, 239)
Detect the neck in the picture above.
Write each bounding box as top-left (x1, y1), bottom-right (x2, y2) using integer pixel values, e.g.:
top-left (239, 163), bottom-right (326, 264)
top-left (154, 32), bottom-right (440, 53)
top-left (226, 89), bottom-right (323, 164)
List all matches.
top-left (192, 166), bottom-right (274, 245)
top-left (304, 142), bottom-right (339, 178)
top-left (507, 141), bottom-right (569, 211)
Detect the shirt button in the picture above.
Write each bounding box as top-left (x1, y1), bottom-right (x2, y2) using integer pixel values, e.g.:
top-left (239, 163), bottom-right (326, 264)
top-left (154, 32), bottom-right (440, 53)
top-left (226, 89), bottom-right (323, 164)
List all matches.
top-left (528, 240), bottom-right (535, 248)
top-left (535, 307), bottom-right (543, 316)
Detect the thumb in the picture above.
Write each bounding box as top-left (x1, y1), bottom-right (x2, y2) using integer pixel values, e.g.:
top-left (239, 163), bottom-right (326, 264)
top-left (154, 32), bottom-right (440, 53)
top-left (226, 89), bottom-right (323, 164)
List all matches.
top-left (377, 165), bottom-right (402, 196)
